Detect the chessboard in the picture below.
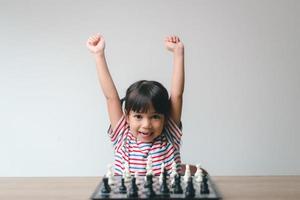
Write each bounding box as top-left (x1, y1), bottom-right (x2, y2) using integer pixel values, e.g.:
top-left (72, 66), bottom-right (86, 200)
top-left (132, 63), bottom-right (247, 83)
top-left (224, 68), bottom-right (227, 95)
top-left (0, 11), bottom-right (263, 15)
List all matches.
top-left (90, 174), bottom-right (222, 200)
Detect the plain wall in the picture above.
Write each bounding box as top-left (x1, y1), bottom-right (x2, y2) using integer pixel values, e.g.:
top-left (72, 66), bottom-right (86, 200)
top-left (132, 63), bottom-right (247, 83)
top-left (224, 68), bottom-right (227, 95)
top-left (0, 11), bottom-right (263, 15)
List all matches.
top-left (0, 0), bottom-right (299, 176)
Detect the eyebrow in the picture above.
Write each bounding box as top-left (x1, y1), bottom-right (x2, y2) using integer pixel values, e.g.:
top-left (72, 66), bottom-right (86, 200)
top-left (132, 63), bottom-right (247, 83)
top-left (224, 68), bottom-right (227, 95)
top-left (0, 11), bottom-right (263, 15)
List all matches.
top-left (132, 111), bottom-right (160, 114)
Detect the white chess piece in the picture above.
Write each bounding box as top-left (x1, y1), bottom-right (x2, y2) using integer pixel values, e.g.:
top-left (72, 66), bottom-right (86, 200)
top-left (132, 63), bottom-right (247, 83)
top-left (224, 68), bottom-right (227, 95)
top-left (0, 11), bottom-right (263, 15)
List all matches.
top-left (134, 171), bottom-right (140, 184)
top-left (194, 164), bottom-right (203, 182)
top-left (194, 165), bottom-right (203, 182)
top-left (145, 155), bottom-right (153, 181)
top-left (123, 162), bottom-right (131, 182)
top-left (159, 162), bottom-right (165, 184)
top-left (183, 164), bottom-right (191, 183)
top-left (106, 164), bottom-right (115, 185)
top-left (146, 155), bottom-right (153, 175)
top-left (170, 161), bottom-right (178, 186)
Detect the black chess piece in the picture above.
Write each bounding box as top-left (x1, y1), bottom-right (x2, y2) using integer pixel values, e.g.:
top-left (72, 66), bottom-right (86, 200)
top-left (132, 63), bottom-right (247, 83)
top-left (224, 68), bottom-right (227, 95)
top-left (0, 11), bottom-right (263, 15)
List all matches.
top-left (119, 177), bottom-right (127, 194)
top-left (185, 176), bottom-right (195, 198)
top-left (100, 177), bottom-right (111, 194)
top-left (144, 174), bottom-right (152, 188)
top-left (128, 177), bottom-right (138, 197)
top-left (200, 173), bottom-right (210, 194)
top-left (160, 168), bottom-right (170, 195)
top-left (173, 174), bottom-right (183, 194)
top-left (145, 174), bottom-right (156, 197)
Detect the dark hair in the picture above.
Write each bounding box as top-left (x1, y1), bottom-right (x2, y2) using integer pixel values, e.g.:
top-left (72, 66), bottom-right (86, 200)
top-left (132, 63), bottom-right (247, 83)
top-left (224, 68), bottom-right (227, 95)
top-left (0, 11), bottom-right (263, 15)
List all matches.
top-left (122, 80), bottom-right (170, 117)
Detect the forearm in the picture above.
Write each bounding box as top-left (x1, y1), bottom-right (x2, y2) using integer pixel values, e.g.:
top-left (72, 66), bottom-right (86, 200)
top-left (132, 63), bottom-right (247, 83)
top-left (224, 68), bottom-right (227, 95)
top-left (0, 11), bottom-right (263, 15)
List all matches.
top-left (94, 53), bottom-right (120, 100)
top-left (171, 49), bottom-right (185, 97)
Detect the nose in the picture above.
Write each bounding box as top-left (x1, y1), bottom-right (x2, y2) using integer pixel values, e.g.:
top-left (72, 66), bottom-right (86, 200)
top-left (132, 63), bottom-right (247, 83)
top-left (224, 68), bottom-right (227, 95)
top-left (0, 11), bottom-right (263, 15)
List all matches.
top-left (142, 118), bottom-right (152, 129)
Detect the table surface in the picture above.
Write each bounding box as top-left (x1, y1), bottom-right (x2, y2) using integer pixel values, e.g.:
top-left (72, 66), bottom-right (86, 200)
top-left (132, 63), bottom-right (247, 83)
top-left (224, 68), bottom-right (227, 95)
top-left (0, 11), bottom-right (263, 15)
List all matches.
top-left (1, 176), bottom-right (300, 200)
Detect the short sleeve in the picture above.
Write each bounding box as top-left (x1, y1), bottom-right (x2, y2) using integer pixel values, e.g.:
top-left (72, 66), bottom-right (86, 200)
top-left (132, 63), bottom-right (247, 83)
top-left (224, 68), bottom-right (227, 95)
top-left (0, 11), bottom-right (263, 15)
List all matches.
top-left (107, 115), bottom-right (129, 149)
top-left (164, 118), bottom-right (183, 150)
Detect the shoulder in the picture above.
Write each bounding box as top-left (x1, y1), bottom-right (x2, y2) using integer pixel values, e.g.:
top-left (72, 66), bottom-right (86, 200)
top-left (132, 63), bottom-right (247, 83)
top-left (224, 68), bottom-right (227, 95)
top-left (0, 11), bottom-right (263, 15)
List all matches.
top-left (163, 117), bottom-right (183, 149)
top-left (166, 117), bottom-right (183, 132)
top-left (108, 114), bottom-right (129, 142)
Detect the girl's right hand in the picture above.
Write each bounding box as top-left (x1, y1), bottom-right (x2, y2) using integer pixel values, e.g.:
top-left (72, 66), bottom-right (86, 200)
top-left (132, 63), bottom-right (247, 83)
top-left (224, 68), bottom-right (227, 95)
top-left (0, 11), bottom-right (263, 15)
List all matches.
top-left (86, 33), bottom-right (105, 55)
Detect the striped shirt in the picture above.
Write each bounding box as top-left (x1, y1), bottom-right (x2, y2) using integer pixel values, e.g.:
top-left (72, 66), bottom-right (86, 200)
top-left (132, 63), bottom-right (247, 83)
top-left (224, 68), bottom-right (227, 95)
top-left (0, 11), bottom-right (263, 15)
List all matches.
top-left (108, 115), bottom-right (183, 176)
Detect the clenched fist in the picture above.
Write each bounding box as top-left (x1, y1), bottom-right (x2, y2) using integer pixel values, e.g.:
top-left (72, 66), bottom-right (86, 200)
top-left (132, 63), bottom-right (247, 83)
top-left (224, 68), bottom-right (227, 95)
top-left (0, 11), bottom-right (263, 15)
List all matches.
top-left (164, 35), bottom-right (184, 53)
top-left (86, 33), bottom-right (106, 55)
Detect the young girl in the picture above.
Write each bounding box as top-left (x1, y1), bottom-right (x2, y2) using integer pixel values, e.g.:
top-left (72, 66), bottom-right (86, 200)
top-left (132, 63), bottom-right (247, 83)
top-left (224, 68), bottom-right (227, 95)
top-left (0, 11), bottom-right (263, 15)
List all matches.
top-left (86, 34), bottom-right (184, 176)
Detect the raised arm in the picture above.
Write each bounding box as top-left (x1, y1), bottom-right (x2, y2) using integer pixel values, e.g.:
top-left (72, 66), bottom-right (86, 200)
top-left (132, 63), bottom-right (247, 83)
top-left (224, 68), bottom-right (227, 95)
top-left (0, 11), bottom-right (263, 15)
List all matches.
top-left (165, 35), bottom-right (185, 126)
top-left (87, 34), bottom-right (123, 130)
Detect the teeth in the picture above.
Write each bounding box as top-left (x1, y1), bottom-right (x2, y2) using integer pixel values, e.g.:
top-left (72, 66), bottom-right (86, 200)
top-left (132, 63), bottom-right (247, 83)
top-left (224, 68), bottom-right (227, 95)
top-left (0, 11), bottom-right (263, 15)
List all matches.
top-left (140, 132), bottom-right (151, 135)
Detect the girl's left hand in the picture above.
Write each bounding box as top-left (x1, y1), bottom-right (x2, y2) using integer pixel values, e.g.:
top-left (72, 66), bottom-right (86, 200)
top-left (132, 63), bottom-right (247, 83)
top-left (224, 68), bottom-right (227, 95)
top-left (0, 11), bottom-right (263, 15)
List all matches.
top-left (164, 35), bottom-right (184, 53)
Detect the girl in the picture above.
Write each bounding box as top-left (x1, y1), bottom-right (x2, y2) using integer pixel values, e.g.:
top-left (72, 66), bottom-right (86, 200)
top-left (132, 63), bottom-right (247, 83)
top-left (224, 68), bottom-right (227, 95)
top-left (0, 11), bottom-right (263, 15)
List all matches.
top-left (86, 34), bottom-right (184, 175)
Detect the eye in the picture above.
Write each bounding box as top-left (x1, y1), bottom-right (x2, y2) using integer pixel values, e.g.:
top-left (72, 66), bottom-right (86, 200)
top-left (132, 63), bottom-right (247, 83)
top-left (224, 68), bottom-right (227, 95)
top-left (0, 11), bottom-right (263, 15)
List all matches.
top-left (152, 114), bottom-right (161, 119)
top-left (133, 114), bottom-right (143, 120)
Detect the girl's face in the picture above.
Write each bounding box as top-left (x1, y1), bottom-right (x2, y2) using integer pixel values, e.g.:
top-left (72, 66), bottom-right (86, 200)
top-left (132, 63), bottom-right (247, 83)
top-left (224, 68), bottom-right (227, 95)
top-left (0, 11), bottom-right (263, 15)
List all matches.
top-left (126, 105), bottom-right (165, 143)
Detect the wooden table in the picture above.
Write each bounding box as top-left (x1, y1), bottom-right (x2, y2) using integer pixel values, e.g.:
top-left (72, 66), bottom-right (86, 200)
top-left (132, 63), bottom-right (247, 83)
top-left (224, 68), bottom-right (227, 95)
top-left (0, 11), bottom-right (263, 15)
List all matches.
top-left (1, 176), bottom-right (299, 200)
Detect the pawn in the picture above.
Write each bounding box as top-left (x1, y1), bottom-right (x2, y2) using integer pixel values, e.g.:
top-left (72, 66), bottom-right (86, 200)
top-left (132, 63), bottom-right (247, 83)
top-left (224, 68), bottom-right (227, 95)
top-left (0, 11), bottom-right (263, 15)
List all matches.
top-left (100, 177), bottom-right (111, 194)
top-left (185, 176), bottom-right (195, 198)
top-left (128, 177), bottom-right (138, 197)
top-left (173, 174), bottom-right (183, 194)
top-left (200, 173), bottom-right (210, 194)
top-left (119, 177), bottom-right (127, 194)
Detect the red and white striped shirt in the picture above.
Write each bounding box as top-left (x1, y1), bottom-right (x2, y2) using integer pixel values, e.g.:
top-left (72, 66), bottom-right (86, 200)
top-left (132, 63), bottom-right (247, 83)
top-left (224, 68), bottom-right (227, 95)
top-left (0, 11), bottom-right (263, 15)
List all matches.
top-left (108, 115), bottom-right (183, 176)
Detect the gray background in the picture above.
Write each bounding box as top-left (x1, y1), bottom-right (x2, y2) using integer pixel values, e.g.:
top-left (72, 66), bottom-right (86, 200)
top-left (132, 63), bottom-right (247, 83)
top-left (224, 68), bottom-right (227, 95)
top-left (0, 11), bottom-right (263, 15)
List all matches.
top-left (0, 0), bottom-right (299, 176)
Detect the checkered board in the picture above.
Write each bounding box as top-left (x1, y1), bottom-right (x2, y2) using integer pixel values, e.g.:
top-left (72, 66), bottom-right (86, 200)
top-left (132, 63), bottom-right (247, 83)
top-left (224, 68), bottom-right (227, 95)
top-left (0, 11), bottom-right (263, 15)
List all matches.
top-left (90, 175), bottom-right (222, 200)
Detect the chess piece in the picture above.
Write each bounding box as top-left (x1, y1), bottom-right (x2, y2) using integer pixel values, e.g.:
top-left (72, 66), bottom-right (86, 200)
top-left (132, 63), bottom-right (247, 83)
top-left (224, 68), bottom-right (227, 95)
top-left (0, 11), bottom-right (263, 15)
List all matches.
top-left (200, 173), bottom-right (210, 194)
top-left (100, 177), bottom-right (111, 194)
top-left (128, 177), bottom-right (138, 197)
top-left (194, 164), bottom-right (203, 182)
top-left (160, 167), bottom-right (170, 195)
top-left (170, 161), bottom-right (177, 186)
top-left (134, 171), bottom-right (140, 184)
top-left (159, 162), bottom-right (165, 184)
top-left (123, 162), bottom-right (131, 182)
top-left (145, 174), bottom-right (156, 197)
top-left (173, 174), bottom-right (183, 194)
top-left (119, 177), bottom-right (127, 194)
top-left (144, 174), bottom-right (152, 188)
top-left (183, 164), bottom-right (191, 183)
top-left (171, 172), bottom-right (178, 188)
top-left (185, 176), bottom-right (195, 198)
top-left (106, 164), bottom-right (114, 185)
top-left (145, 155), bottom-right (153, 181)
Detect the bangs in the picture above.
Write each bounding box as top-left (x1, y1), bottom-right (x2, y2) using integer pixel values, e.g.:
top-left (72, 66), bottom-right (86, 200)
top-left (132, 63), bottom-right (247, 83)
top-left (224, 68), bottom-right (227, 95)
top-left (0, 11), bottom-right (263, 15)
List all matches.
top-left (126, 92), bottom-right (153, 113)
top-left (124, 80), bottom-right (170, 116)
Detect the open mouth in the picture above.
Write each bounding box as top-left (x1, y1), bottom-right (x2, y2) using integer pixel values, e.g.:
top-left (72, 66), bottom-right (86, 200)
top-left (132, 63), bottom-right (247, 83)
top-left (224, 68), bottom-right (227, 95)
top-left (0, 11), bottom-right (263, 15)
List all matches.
top-left (138, 131), bottom-right (153, 136)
